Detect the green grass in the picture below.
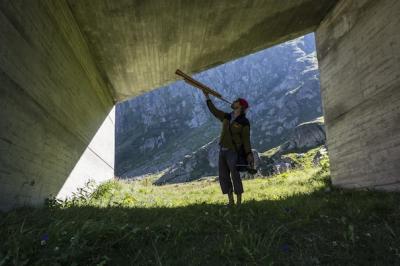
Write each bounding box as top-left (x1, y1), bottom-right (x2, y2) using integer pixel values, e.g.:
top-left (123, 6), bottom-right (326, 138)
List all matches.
top-left (1, 155), bottom-right (400, 265)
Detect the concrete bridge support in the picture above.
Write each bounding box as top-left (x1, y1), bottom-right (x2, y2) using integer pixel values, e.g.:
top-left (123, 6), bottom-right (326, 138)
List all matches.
top-left (0, 1), bottom-right (115, 210)
top-left (316, 0), bottom-right (400, 190)
top-left (0, 0), bottom-right (399, 210)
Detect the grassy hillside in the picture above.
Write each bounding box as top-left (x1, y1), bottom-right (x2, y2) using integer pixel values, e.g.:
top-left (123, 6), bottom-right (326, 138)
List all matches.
top-left (1, 152), bottom-right (400, 265)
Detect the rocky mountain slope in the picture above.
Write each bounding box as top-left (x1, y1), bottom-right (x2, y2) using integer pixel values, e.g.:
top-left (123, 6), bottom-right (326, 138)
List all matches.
top-left (116, 33), bottom-right (322, 178)
top-left (155, 116), bottom-right (326, 185)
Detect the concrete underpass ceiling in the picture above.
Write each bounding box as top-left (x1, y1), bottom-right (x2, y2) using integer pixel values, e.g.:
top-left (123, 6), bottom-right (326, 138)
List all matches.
top-left (67, 0), bottom-right (338, 102)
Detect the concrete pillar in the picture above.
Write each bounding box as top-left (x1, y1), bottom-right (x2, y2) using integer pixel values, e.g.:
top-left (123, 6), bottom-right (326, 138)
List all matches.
top-left (56, 107), bottom-right (115, 200)
top-left (0, 1), bottom-right (115, 210)
top-left (316, 0), bottom-right (400, 189)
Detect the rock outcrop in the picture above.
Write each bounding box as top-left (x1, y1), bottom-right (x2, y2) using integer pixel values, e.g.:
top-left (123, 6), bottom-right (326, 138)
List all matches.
top-left (275, 116), bottom-right (325, 155)
top-left (259, 117), bottom-right (326, 176)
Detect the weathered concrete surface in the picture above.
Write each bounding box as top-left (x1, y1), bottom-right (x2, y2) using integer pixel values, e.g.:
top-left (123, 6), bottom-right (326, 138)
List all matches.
top-left (0, 1), bottom-right (114, 210)
top-left (67, 0), bottom-right (337, 101)
top-left (316, 0), bottom-right (400, 190)
top-left (57, 107), bottom-right (115, 200)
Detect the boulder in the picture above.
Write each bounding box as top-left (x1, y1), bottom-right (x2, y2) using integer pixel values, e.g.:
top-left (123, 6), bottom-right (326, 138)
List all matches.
top-left (276, 116), bottom-right (325, 155)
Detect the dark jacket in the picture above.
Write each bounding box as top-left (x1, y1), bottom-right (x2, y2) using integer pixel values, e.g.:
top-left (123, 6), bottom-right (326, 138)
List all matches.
top-left (206, 99), bottom-right (252, 156)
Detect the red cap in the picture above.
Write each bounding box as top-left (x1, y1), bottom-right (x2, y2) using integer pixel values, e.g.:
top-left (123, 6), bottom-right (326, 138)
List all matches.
top-left (238, 98), bottom-right (249, 109)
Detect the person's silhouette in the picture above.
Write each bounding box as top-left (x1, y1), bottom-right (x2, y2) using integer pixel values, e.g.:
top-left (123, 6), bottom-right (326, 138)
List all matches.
top-left (203, 91), bottom-right (253, 206)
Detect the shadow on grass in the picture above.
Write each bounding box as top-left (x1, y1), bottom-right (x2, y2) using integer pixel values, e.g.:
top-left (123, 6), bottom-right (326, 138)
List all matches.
top-left (1, 187), bottom-right (400, 266)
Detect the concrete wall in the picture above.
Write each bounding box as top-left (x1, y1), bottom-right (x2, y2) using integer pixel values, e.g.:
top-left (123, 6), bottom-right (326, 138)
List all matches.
top-left (0, 1), bottom-right (114, 210)
top-left (57, 107), bottom-right (115, 200)
top-left (316, 0), bottom-right (400, 190)
top-left (67, 0), bottom-right (337, 101)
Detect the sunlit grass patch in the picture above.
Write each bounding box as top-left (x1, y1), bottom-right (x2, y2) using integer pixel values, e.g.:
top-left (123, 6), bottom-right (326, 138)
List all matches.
top-left (81, 153), bottom-right (328, 209)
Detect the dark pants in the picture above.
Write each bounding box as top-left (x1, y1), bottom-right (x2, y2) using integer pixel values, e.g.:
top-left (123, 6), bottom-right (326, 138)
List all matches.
top-left (218, 149), bottom-right (244, 195)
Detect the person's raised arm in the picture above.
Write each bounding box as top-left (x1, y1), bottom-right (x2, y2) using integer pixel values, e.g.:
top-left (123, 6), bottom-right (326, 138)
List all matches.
top-left (203, 91), bottom-right (226, 122)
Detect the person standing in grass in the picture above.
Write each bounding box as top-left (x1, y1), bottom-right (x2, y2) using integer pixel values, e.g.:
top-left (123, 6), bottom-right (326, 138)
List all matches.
top-left (203, 91), bottom-right (253, 206)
